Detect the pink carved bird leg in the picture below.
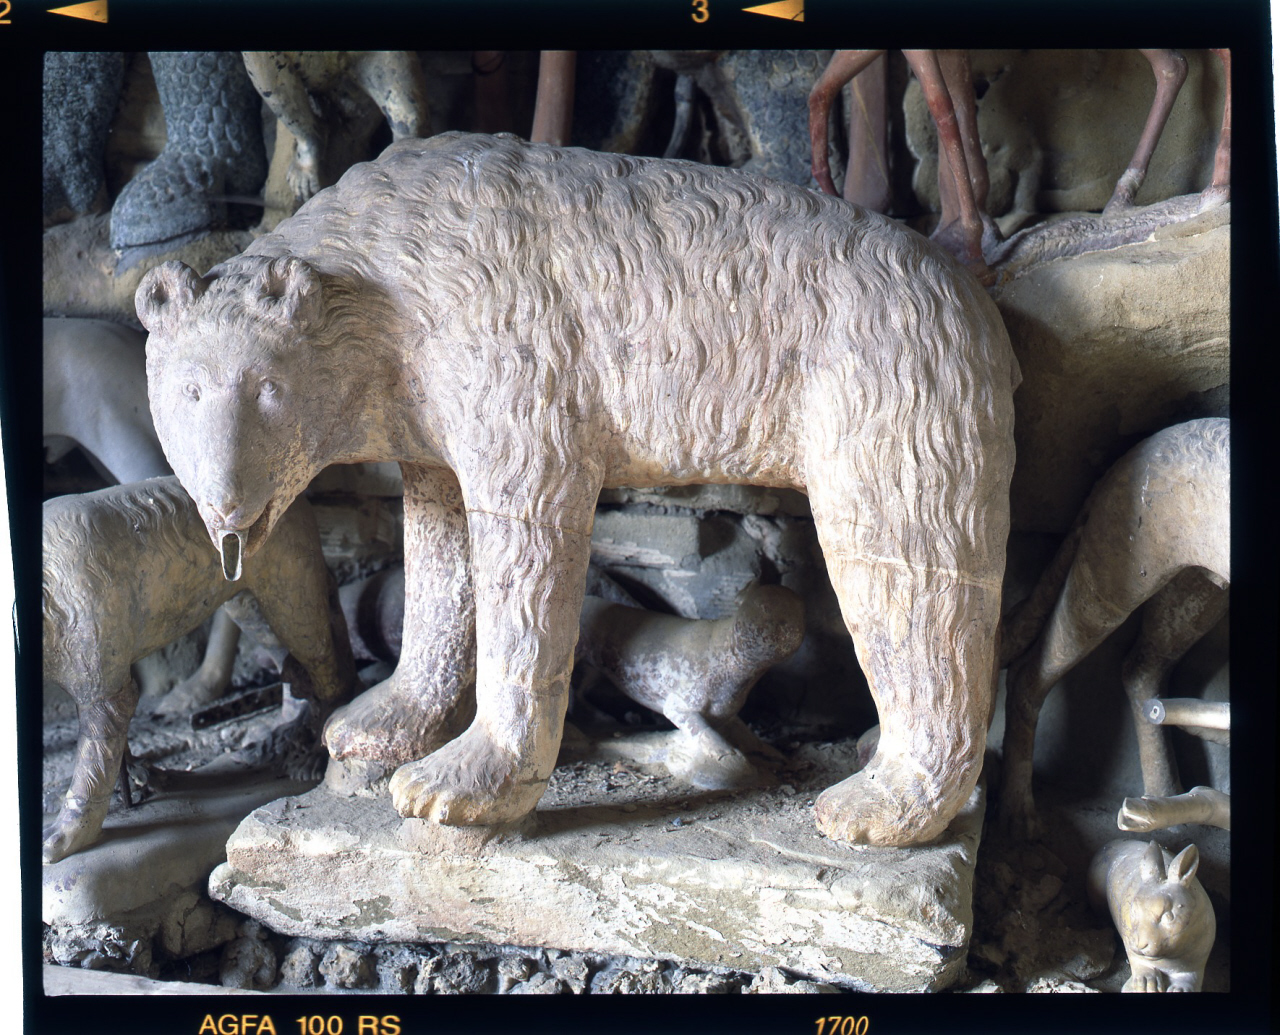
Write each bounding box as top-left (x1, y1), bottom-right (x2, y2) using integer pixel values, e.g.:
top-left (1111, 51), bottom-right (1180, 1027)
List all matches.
top-left (902, 49), bottom-right (991, 284)
top-left (1205, 48), bottom-right (1230, 203)
top-left (843, 54), bottom-right (892, 211)
top-left (810, 50), bottom-right (991, 283)
top-left (935, 50), bottom-right (1001, 254)
top-left (531, 50), bottom-right (576, 147)
top-left (809, 49), bottom-right (886, 198)
top-left (1105, 49), bottom-right (1188, 212)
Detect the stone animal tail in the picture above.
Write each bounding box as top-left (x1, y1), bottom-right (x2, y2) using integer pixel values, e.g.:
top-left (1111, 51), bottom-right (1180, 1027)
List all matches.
top-left (999, 517), bottom-right (1087, 667)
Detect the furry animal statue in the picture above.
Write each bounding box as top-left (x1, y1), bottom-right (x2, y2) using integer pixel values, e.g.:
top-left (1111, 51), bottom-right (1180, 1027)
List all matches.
top-left (135, 131), bottom-right (1019, 848)
top-left (1088, 839), bottom-right (1215, 992)
top-left (42, 477), bottom-right (356, 863)
top-left (1000, 418), bottom-right (1229, 838)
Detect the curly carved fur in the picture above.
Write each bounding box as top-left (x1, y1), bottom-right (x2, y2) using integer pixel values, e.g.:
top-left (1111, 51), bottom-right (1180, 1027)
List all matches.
top-left (42, 477), bottom-right (355, 864)
top-left (139, 132), bottom-right (1018, 846)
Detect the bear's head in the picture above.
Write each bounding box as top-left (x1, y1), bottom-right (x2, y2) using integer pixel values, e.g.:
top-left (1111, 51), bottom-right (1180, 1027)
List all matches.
top-left (137, 255), bottom-right (333, 579)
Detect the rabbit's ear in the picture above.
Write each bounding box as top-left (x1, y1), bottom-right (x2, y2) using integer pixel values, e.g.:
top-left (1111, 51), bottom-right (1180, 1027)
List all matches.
top-left (1139, 840), bottom-right (1166, 882)
top-left (1168, 844), bottom-right (1200, 884)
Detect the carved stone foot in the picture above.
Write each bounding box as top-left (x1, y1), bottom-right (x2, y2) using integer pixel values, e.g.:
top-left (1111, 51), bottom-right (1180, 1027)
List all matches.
top-left (389, 725), bottom-right (546, 826)
top-left (42, 799), bottom-right (108, 864)
top-left (324, 674), bottom-right (466, 769)
top-left (665, 727), bottom-right (759, 791)
top-left (814, 755), bottom-right (954, 847)
top-left (153, 670), bottom-right (225, 718)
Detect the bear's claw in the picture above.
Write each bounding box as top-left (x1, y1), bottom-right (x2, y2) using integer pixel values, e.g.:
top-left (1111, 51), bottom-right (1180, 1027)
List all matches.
top-left (389, 726), bottom-right (546, 826)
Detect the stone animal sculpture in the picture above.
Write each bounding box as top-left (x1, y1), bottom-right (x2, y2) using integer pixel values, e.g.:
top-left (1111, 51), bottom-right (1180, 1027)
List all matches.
top-left (339, 561), bottom-right (804, 789)
top-left (110, 52), bottom-right (267, 261)
top-left (577, 581), bottom-right (804, 788)
top-left (810, 50), bottom-right (1232, 273)
top-left (1119, 698), bottom-right (1229, 833)
top-left (42, 52), bottom-right (125, 226)
top-left (43, 317), bottom-right (253, 712)
top-left (809, 50), bottom-right (993, 283)
top-left (1088, 839), bottom-right (1215, 992)
top-left (43, 318), bottom-right (170, 485)
top-left (136, 131), bottom-right (1018, 847)
top-left (242, 51), bottom-right (431, 204)
top-left (1000, 418), bottom-right (1229, 838)
top-left (42, 477), bottom-right (355, 863)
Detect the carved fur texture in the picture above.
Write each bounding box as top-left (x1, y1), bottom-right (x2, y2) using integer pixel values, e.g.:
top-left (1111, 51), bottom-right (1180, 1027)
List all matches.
top-left (138, 132), bottom-right (1018, 846)
top-left (42, 477), bottom-right (355, 863)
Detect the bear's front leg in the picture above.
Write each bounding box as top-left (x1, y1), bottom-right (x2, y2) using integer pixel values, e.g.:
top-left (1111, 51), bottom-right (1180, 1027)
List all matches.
top-left (326, 464), bottom-right (476, 771)
top-left (390, 499), bottom-right (595, 826)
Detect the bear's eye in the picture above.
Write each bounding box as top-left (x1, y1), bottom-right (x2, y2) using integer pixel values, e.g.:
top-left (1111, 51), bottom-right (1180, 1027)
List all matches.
top-left (183, 382), bottom-right (201, 402)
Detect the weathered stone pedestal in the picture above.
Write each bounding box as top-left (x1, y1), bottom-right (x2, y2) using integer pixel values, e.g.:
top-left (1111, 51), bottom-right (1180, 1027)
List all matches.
top-left (42, 758), bottom-right (315, 972)
top-left (209, 738), bottom-right (986, 992)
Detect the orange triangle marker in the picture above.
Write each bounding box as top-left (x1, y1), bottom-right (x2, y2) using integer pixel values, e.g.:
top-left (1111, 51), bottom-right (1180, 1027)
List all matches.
top-left (49, 0), bottom-right (108, 22)
top-left (743, 0), bottom-right (803, 21)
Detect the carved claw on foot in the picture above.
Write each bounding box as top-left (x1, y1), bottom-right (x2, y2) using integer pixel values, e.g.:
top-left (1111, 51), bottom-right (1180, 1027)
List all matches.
top-left (389, 725), bottom-right (546, 826)
top-left (814, 756), bottom-right (952, 847)
top-left (42, 799), bottom-right (108, 864)
top-left (324, 674), bottom-right (465, 769)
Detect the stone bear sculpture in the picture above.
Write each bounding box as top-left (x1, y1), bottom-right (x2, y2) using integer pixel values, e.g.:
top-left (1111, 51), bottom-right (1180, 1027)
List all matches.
top-left (43, 317), bottom-right (266, 712)
top-left (42, 477), bottom-right (355, 863)
top-left (1000, 418), bottom-right (1229, 838)
top-left (136, 131), bottom-right (1018, 847)
top-left (1088, 839), bottom-right (1215, 992)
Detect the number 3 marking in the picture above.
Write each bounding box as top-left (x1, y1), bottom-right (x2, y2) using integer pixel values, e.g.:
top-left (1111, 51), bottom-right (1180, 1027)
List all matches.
top-left (691, 0), bottom-right (709, 22)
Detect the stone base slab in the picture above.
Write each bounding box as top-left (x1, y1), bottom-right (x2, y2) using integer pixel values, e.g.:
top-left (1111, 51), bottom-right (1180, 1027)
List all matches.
top-left (210, 737), bottom-right (985, 992)
top-left (43, 758), bottom-right (316, 965)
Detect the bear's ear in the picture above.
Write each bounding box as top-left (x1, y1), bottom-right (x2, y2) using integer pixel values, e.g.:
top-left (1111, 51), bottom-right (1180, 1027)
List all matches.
top-left (248, 255), bottom-right (324, 329)
top-left (136, 261), bottom-right (208, 337)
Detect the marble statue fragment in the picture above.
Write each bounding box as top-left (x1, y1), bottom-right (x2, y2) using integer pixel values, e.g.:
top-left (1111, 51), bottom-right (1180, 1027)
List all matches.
top-left (42, 477), bottom-right (355, 863)
top-left (137, 131), bottom-right (1018, 847)
top-left (110, 52), bottom-right (267, 259)
top-left (1000, 418), bottom-right (1229, 838)
top-left (1088, 839), bottom-right (1214, 992)
top-left (243, 51), bottom-right (430, 203)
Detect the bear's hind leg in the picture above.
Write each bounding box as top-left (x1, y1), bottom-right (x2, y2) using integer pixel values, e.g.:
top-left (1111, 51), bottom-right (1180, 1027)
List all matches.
top-left (812, 548), bottom-right (1001, 847)
top-left (43, 675), bottom-right (138, 864)
top-left (326, 464), bottom-right (476, 771)
top-left (390, 498), bottom-right (595, 826)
